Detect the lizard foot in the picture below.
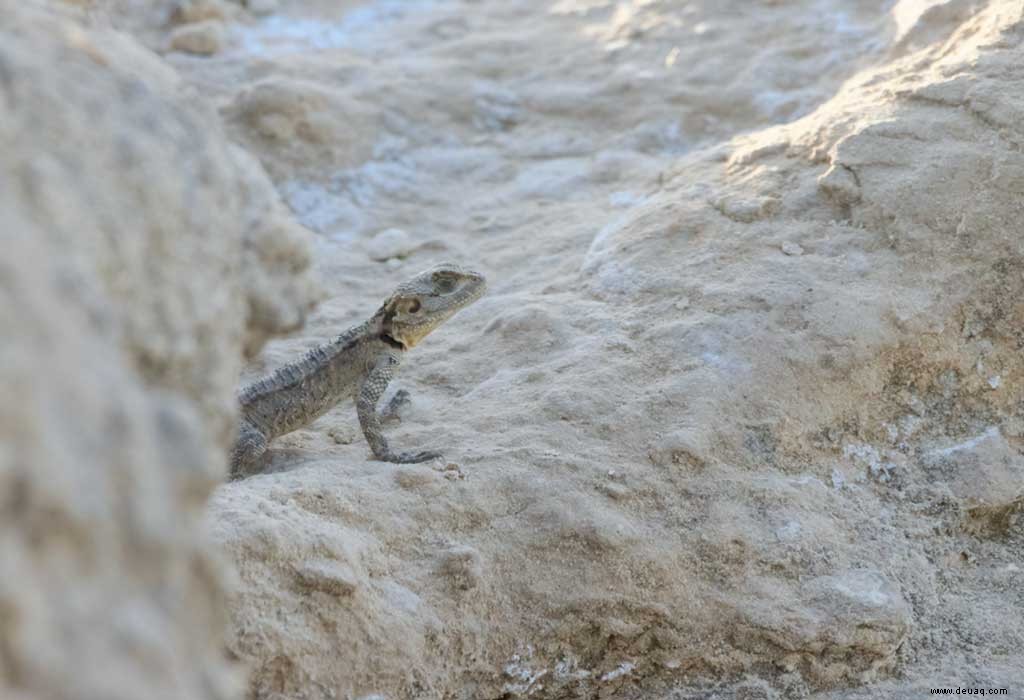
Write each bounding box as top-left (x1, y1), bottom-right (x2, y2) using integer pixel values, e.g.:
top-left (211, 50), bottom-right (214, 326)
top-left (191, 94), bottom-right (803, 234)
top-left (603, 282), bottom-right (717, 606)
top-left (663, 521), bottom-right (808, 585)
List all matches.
top-left (380, 389), bottom-right (411, 422)
top-left (382, 449), bottom-right (443, 464)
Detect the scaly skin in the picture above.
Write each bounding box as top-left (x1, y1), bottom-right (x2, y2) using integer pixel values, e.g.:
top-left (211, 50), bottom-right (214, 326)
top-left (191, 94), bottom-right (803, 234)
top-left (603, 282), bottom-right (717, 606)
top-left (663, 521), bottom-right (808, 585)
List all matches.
top-left (229, 262), bottom-right (487, 478)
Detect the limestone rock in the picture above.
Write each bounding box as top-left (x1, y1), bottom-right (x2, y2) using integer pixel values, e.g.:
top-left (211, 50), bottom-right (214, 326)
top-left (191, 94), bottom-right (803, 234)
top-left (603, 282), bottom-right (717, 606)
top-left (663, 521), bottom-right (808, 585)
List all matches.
top-left (170, 0), bottom-right (230, 25)
top-left (0, 5), bottom-right (315, 699)
top-left (169, 20), bottom-right (226, 55)
top-left (207, 0), bottom-right (1024, 696)
top-left (20, 0), bottom-right (1022, 698)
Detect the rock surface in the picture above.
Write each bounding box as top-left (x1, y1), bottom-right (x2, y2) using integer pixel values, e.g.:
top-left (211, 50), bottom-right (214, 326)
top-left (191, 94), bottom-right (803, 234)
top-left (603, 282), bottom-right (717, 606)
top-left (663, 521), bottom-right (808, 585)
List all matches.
top-left (186, 1), bottom-right (1024, 698)
top-left (5, 1), bottom-right (1024, 700)
top-left (0, 3), bottom-right (316, 699)
top-left (169, 19), bottom-right (227, 55)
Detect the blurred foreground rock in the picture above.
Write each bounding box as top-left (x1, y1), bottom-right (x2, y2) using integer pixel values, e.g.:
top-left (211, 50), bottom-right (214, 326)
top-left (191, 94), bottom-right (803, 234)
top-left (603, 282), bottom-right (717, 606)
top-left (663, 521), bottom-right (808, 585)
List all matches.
top-left (204, 1), bottom-right (1024, 698)
top-left (0, 3), bottom-right (316, 699)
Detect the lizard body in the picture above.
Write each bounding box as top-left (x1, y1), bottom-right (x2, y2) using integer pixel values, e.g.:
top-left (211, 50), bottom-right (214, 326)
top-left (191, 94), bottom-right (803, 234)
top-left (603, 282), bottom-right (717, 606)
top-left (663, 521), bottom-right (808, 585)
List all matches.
top-left (230, 262), bottom-right (486, 477)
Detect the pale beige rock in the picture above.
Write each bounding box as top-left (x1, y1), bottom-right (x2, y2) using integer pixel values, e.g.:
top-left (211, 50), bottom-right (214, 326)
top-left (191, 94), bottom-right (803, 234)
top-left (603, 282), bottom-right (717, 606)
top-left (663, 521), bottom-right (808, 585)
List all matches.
top-left (169, 20), bottom-right (225, 55)
top-left (171, 0), bottom-right (230, 25)
top-left (0, 4), bottom-right (315, 699)
top-left (198, 0), bottom-right (1024, 698)
top-left (222, 77), bottom-right (378, 177)
top-left (12, 0), bottom-right (1024, 699)
top-left (365, 228), bottom-right (416, 261)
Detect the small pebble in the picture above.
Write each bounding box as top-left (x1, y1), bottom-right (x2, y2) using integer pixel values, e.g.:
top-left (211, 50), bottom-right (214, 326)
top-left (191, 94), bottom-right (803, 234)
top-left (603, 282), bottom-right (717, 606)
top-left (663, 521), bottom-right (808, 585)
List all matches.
top-left (439, 462), bottom-right (465, 480)
top-left (327, 426), bottom-right (355, 445)
top-left (781, 241), bottom-right (804, 256)
top-left (169, 20), bottom-right (225, 55)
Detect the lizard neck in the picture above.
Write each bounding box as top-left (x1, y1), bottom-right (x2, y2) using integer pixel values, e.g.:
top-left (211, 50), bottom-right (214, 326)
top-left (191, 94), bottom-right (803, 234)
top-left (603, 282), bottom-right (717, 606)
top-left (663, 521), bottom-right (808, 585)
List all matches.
top-left (380, 331), bottom-right (403, 350)
top-left (374, 302), bottom-right (410, 352)
top-left (379, 332), bottom-right (407, 351)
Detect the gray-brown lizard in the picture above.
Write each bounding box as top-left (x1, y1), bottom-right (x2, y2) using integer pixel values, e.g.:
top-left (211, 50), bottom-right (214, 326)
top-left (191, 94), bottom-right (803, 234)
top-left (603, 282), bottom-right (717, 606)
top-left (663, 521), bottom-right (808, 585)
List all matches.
top-left (229, 262), bottom-right (486, 478)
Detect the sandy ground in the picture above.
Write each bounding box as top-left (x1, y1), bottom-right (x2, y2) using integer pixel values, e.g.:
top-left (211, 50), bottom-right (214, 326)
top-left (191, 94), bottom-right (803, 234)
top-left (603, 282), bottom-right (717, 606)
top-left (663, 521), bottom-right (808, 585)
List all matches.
top-left (155, 1), bottom-right (1024, 698)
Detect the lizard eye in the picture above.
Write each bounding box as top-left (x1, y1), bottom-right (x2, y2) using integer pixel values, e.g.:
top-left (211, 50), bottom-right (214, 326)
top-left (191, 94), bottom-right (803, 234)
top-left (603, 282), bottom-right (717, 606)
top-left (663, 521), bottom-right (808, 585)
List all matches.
top-left (433, 274), bottom-right (457, 294)
top-left (406, 299), bottom-right (421, 314)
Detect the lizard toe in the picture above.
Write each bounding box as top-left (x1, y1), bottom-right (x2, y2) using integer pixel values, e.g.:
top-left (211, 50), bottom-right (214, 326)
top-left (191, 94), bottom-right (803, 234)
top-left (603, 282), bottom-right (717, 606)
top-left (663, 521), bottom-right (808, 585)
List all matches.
top-left (396, 450), bottom-right (443, 464)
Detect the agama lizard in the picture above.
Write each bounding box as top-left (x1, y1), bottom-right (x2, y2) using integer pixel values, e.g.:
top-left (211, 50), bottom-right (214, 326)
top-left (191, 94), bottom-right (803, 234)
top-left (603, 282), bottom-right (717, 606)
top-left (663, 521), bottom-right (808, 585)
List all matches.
top-left (230, 262), bottom-right (486, 477)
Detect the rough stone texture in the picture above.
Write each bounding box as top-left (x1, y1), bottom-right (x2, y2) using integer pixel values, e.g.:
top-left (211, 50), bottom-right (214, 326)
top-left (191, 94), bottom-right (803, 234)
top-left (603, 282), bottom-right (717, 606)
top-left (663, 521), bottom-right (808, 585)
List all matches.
top-left (222, 77), bottom-right (379, 179)
top-left (169, 19), bottom-right (226, 55)
top-left (185, 1), bottom-right (1024, 699)
top-left (8, 1), bottom-right (1024, 699)
top-left (0, 4), bottom-right (316, 699)
top-left (365, 228), bottom-right (416, 262)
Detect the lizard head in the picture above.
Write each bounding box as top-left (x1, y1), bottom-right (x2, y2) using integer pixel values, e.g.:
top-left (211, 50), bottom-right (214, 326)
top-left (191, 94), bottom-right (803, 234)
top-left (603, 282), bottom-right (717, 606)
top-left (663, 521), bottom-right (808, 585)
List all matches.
top-left (381, 262), bottom-right (487, 349)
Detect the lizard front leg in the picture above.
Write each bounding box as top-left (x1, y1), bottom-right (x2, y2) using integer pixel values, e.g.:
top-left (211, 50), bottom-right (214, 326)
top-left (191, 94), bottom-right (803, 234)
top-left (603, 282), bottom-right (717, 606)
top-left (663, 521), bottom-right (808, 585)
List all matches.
top-left (229, 419), bottom-right (269, 479)
top-left (357, 353), bottom-right (442, 464)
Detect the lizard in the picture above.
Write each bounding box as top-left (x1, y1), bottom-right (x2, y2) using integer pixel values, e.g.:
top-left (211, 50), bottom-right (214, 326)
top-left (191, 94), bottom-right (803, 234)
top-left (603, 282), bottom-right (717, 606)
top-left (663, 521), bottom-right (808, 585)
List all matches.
top-left (229, 262), bottom-right (487, 478)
